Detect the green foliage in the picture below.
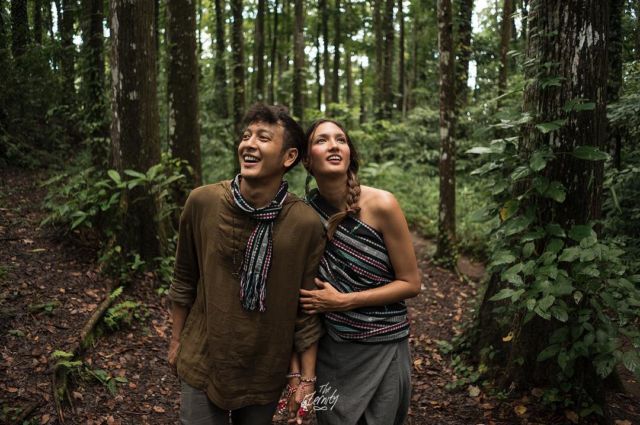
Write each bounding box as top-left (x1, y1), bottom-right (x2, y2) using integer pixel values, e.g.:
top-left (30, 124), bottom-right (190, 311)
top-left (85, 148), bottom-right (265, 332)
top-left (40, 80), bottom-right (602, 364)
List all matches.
top-left (42, 153), bottom-right (189, 281)
top-left (468, 113), bottom-right (640, 414)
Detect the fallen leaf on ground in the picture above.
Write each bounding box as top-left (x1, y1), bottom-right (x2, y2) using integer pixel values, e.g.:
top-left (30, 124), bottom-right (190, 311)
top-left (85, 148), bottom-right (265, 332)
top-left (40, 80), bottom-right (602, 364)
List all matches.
top-left (40, 414), bottom-right (50, 424)
top-left (614, 421), bottom-right (632, 425)
top-left (468, 385), bottom-right (481, 397)
top-left (502, 332), bottom-right (514, 342)
top-left (565, 410), bottom-right (579, 423)
top-left (153, 406), bottom-right (165, 413)
top-left (514, 404), bottom-right (527, 416)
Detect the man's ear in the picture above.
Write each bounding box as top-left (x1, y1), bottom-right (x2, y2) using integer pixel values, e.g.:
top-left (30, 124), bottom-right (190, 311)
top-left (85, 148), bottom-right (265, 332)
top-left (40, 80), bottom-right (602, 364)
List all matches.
top-left (283, 148), bottom-right (299, 168)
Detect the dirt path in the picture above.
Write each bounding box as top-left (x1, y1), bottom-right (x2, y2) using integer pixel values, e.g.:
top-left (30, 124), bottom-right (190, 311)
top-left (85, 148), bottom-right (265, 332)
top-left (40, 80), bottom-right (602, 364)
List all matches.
top-left (1, 168), bottom-right (638, 425)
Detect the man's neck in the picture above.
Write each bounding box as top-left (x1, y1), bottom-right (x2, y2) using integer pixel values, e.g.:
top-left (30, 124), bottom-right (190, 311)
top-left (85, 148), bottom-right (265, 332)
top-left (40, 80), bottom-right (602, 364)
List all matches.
top-left (315, 174), bottom-right (348, 210)
top-left (239, 176), bottom-right (284, 209)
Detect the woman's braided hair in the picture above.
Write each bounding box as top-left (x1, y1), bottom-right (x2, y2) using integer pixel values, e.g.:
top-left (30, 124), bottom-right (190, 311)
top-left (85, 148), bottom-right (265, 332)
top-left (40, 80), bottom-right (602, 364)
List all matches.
top-left (304, 119), bottom-right (361, 240)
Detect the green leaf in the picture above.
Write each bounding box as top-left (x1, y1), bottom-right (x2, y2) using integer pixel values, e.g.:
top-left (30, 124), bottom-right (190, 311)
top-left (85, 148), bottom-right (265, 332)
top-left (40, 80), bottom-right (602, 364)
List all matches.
top-left (529, 151), bottom-right (549, 171)
top-left (491, 251), bottom-right (516, 267)
top-left (571, 146), bottom-right (609, 161)
top-left (510, 166), bottom-right (531, 181)
top-left (537, 344), bottom-right (561, 361)
top-left (545, 181), bottom-right (566, 203)
top-left (545, 223), bottom-right (566, 238)
top-left (526, 298), bottom-right (537, 311)
top-left (545, 238), bottom-right (564, 255)
top-left (522, 242), bottom-right (535, 258)
top-left (107, 169), bottom-right (121, 184)
top-left (622, 351), bottom-right (639, 374)
top-left (490, 288), bottom-right (516, 301)
top-left (503, 215), bottom-right (533, 236)
top-left (123, 169), bottom-right (146, 179)
top-left (559, 247), bottom-right (580, 262)
top-left (499, 200), bottom-right (519, 221)
top-left (536, 119), bottom-right (566, 134)
top-left (538, 295), bottom-right (556, 311)
top-left (522, 227), bottom-right (545, 242)
top-left (550, 306), bottom-right (568, 322)
top-left (569, 225), bottom-right (594, 242)
top-left (533, 176), bottom-right (550, 194)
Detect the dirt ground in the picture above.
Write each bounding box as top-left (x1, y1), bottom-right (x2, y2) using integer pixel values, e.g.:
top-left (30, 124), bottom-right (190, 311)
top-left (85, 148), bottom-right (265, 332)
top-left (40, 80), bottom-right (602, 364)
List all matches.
top-left (1, 168), bottom-right (638, 425)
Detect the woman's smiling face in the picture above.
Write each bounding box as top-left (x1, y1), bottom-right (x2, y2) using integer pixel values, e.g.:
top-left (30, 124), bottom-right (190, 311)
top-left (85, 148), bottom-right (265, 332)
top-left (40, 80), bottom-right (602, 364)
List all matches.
top-left (307, 121), bottom-right (351, 177)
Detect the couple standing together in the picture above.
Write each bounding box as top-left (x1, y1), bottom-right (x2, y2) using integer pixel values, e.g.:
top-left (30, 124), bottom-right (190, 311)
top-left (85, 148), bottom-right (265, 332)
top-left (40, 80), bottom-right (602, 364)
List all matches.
top-left (168, 104), bottom-right (421, 425)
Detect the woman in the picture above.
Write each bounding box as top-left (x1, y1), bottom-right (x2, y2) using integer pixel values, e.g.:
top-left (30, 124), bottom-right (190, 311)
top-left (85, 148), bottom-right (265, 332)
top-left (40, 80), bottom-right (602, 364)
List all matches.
top-left (282, 119), bottom-right (421, 425)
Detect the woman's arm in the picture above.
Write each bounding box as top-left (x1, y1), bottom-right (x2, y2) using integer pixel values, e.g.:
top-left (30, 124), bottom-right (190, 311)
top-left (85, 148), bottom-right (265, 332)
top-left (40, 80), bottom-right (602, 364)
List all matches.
top-left (300, 190), bottom-right (421, 313)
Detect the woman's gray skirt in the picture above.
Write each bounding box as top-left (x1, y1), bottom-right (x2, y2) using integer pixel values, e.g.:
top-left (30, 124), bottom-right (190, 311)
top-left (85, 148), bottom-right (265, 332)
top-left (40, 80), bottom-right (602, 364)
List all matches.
top-left (314, 334), bottom-right (411, 425)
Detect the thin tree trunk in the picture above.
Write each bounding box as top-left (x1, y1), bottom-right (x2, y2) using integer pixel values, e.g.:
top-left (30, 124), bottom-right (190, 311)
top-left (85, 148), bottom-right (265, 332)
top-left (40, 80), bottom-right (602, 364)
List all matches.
top-left (380, 0), bottom-right (394, 119)
top-left (214, 0), bottom-right (228, 118)
top-left (255, 0), bottom-right (265, 101)
top-left (33, 0), bottom-right (42, 44)
top-left (435, 0), bottom-right (456, 265)
top-left (397, 0), bottom-right (405, 117)
top-left (373, 0), bottom-right (383, 111)
top-left (635, 0), bottom-right (640, 60)
top-left (608, 0), bottom-right (623, 170)
top-left (321, 0), bottom-right (330, 105)
top-left (359, 64), bottom-right (366, 124)
top-left (292, 0), bottom-right (304, 122)
top-left (455, 0), bottom-right (473, 110)
top-left (60, 0), bottom-right (76, 97)
top-left (498, 0), bottom-right (514, 101)
top-left (82, 0), bottom-right (106, 142)
top-left (10, 0), bottom-right (30, 57)
top-left (331, 0), bottom-right (341, 105)
top-left (268, 0), bottom-right (278, 104)
top-left (345, 46), bottom-right (352, 109)
top-left (167, 0), bottom-right (202, 189)
top-left (230, 0), bottom-right (245, 134)
top-left (110, 0), bottom-right (165, 261)
top-left (315, 13), bottom-right (322, 110)
top-left (46, 1), bottom-right (54, 43)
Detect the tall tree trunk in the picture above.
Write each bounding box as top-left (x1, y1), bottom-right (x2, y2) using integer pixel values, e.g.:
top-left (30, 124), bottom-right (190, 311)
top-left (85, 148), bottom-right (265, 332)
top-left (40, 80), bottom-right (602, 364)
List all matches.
top-left (498, 0), bottom-right (514, 101)
top-left (167, 0), bottom-right (202, 189)
top-left (373, 0), bottom-right (383, 112)
top-left (345, 46), bottom-right (353, 109)
top-left (320, 0), bottom-right (330, 105)
top-left (408, 13), bottom-right (418, 111)
top-left (435, 0), bottom-right (456, 265)
top-left (331, 0), bottom-right (341, 105)
top-left (230, 0), bottom-right (244, 134)
top-left (255, 0), bottom-right (265, 101)
top-left (154, 0), bottom-right (160, 62)
top-left (81, 0), bottom-right (106, 142)
top-left (110, 0), bottom-right (165, 261)
top-left (46, 0), bottom-right (54, 43)
top-left (292, 0), bottom-right (304, 122)
top-left (214, 0), bottom-right (228, 118)
top-left (10, 0), bottom-right (30, 57)
top-left (476, 0), bottom-right (610, 405)
top-left (315, 14), bottom-right (322, 110)
top-left (608, 0), bottom-right (623, 170)
top-left (397, 0), bottom-right (405, 117)
top-left (380, 0), bottom-right (394, 119)
top-left (268, 0), bottom-right (278, 104)
top-left (359, 64), bottom-right (366, 124)
top-left (60, 0), bottom-right (76, 98)
top-left (455, 0), bottom-right (473, 110)
top-left (521, 0), bottom-right (528, 42)
top-left (33, 0), bottom-right (42, 44)
top-left (635, 0), bottom-right (640, 60)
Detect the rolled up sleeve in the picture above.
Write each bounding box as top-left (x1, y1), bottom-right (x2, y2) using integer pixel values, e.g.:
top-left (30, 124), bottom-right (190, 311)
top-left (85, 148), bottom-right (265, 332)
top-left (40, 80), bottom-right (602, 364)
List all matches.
top-left (293, 222), bottom-right (326, 353)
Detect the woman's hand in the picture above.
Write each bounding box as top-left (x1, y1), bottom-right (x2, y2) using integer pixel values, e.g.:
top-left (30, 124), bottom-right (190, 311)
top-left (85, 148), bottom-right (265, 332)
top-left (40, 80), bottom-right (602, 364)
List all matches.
top-left (300, 279), bottom-right (349, 314)
top-left (288, 380), bottom-right (315, 424)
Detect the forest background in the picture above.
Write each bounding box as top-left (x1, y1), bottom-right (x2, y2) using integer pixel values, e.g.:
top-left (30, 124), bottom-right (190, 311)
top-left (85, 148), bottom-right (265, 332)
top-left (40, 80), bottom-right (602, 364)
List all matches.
top-left (1, 0), bottom-right (640, 423)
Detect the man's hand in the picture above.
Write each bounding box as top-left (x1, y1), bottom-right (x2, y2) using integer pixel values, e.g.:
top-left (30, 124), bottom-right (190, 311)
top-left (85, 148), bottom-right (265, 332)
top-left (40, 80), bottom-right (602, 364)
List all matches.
top-left (168, 339), bottom-right (180, 373)
top-left (287, 381), bottom-right (315, 424)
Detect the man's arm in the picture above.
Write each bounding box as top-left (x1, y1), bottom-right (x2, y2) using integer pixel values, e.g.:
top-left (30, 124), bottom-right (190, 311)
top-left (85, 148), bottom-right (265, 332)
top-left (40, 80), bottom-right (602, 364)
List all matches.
top-left (168, 302), bottom-right (190, 370)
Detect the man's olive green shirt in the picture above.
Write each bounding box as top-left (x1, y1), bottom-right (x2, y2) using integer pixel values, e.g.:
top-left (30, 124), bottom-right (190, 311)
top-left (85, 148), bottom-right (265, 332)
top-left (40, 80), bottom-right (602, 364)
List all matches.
top-left (168, 181), bottom-right (325, 410)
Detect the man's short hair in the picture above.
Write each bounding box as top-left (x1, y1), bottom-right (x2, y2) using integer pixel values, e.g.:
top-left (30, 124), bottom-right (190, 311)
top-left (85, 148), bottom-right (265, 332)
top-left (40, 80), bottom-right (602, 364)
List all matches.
top-left (241, 103), bottom-right (305, 171)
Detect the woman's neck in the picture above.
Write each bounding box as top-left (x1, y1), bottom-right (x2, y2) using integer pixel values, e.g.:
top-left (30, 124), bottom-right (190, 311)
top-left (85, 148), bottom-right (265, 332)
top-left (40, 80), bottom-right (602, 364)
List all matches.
top-left (315, 174), bottom-right (348, 210)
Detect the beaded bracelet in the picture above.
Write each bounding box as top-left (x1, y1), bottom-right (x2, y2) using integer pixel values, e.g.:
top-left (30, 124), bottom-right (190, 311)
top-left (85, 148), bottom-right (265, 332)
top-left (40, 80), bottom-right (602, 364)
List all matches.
top-left (286, 372), bottom-right (301, 379)
top-left (300, 376), bottom-right (317, 383)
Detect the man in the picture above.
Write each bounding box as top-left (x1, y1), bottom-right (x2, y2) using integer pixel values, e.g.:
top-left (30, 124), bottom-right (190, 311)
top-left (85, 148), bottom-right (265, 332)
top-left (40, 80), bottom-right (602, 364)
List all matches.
top-left (168, 104), bottom-right (324, 425)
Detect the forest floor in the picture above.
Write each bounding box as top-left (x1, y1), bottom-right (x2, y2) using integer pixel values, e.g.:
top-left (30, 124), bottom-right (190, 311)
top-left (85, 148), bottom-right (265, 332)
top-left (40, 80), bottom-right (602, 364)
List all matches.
top-left (1, 167), bottom-right (639, 425)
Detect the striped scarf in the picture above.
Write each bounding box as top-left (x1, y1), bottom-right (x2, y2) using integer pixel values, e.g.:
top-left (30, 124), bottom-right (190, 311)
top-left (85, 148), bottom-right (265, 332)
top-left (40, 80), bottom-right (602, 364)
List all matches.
top-left (231, 174), bottom-right (288, 312)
